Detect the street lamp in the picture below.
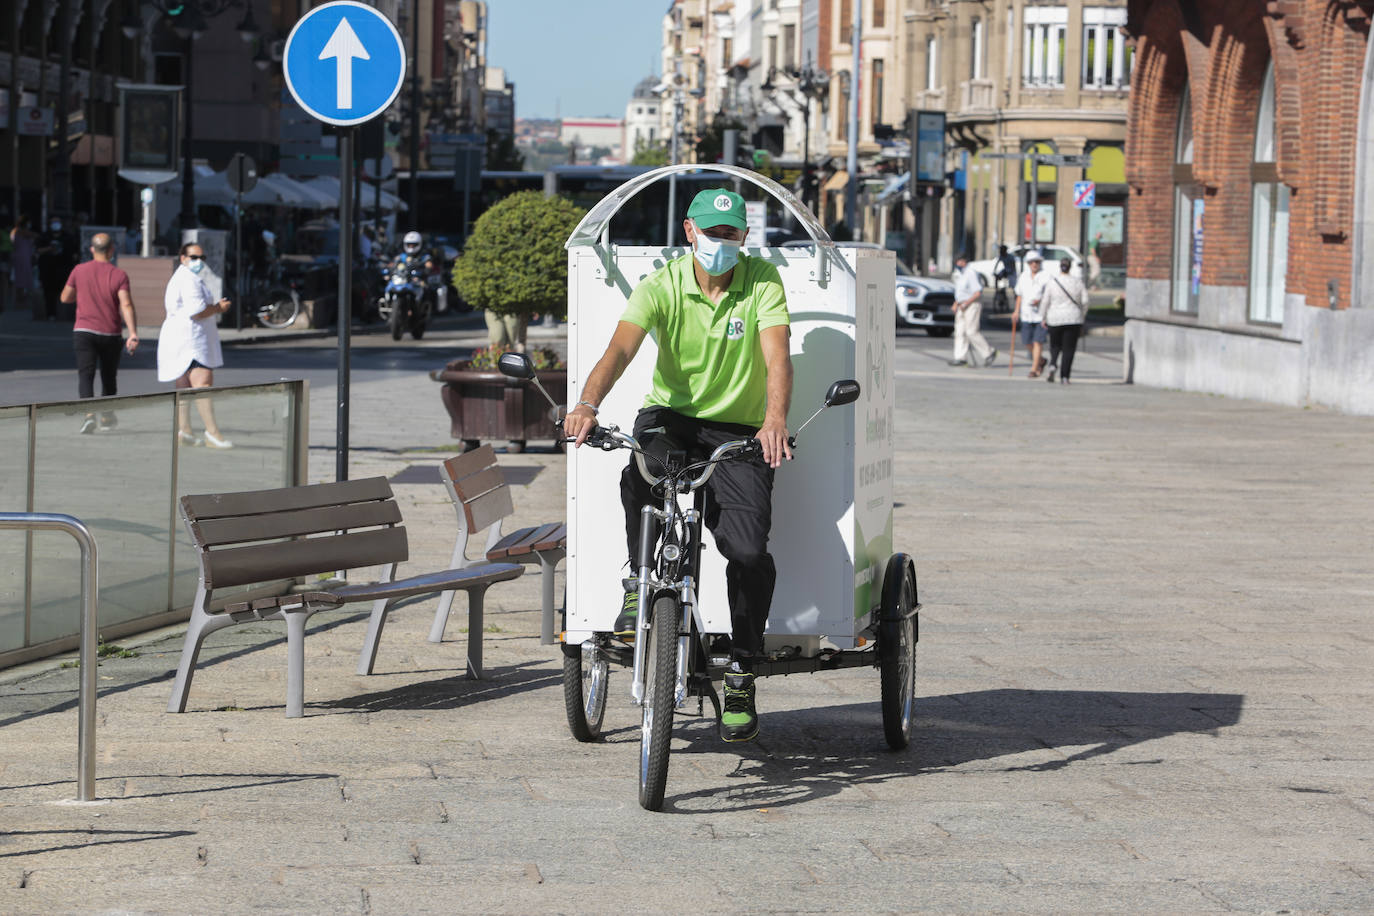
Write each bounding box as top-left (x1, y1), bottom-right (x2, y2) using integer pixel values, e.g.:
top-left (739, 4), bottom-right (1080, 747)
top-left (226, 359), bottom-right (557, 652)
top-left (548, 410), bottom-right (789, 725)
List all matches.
top-left (783, 55), bottom-right (829, 211)
top-left (123, 0), bottom-right (260, 232)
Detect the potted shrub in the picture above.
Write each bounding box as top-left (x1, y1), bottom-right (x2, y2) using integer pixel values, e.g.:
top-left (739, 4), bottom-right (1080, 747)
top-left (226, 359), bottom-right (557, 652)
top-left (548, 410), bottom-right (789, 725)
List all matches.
top-left (431, 344), bottom-right (567, 453)
top-left (450, 190), bottom-right (586, 349)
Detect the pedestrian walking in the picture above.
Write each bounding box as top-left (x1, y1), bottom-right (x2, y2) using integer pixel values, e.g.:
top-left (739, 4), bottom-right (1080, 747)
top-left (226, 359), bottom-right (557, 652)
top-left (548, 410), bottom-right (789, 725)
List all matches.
top-left (36, 216), bottom-right (78, 321)
top-left (1013, 250), bottom-right (1049, 377)
top-left (60, 232), bottom-right (140, 432)
top-left (11, 216), bottom-right (38, 319)
top-left (1041, 257), bottom-right (1089, 385)
top-left (947, 254), bottom-right (997, 368)
top-left (158, 242), bottom-right (234, 449)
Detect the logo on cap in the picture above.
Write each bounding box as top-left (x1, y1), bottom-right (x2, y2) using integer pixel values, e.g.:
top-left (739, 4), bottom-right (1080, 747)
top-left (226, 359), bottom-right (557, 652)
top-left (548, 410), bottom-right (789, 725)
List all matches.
top-left (714, 194), bottom-right (733, 212)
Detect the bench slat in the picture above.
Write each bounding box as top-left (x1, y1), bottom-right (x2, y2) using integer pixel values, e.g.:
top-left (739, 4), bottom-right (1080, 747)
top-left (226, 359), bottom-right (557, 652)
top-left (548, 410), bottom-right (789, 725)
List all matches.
top-left (489, 522), bottom-right (564, 559)
top-left (329, 562), bottom-right (524, 603)
top-left (452, 465), bottom-right (506, 504)
top-left (204, 527), bottom-right (408, 589)
top-left (533, 523), bottom-right (567, 552)
top-left (465, 486), bottom-right (515, 535)
top-left (182, 477), bottom-right (393, 521)
top-left (443, 445), bottom-right (497, 487)
top-left (190, 501), bottom-right (403, 547)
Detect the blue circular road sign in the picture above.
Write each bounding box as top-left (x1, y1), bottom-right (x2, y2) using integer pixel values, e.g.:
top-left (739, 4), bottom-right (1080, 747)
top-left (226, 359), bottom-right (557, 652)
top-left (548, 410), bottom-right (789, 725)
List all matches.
top-left (283, 0), bottom-right (406, 127)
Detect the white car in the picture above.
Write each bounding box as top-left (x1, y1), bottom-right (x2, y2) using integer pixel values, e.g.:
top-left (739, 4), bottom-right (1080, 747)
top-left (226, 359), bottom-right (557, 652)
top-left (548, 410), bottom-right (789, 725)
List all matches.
top-left (782, 241), bottom-right (956, 336)
top-left (968, 244), bottom-right (1084, 288)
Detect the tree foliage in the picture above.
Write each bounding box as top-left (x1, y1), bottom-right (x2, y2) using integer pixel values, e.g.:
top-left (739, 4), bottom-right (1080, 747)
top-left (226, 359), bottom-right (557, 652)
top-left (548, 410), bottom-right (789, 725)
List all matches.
top-left (451, 190), bottom-right (586, 317)
top-left (630, 137), bottom-right (670, 167)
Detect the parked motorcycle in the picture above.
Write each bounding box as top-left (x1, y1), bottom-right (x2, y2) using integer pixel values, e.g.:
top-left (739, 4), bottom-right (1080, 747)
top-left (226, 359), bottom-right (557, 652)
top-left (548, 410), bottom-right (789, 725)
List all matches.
top-left (377, 261), bottom-right (431, 340)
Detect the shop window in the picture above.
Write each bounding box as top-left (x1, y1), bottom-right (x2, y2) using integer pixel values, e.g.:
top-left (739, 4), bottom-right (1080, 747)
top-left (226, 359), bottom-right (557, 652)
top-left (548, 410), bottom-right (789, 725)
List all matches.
top-left (1023, 6), bottom-right (1067, 88)
top-left (1248, 63), bottom-right (1287, 325)
top-left (1172, 85), bottom-right (1200, 314)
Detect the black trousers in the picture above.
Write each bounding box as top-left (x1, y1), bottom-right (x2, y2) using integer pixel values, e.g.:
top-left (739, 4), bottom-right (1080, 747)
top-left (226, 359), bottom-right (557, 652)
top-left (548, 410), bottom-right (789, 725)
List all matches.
top-left (1047, 323), bottom-right (1083, 380)
top-left (74, 332), bottom-right (122, 400)
top-left (620, 407), bottom-right (776, 662)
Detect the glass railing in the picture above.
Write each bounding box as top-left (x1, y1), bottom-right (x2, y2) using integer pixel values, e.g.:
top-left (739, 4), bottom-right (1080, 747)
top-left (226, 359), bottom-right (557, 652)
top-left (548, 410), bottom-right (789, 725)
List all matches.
top-left (0, 381), bottom-right (307, 669)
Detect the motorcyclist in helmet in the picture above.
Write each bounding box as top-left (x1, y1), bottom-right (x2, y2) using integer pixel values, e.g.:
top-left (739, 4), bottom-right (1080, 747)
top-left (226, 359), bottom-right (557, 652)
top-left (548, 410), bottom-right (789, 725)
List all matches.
top-left (391, 230), bottom-right (435, 274)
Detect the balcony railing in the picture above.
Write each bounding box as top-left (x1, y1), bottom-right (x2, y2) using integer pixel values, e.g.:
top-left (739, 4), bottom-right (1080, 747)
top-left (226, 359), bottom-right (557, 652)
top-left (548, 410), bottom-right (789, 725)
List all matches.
top-left (958, 79), bottom-right (997, 113)
top-left (914, 88), bottom-right (945, 110)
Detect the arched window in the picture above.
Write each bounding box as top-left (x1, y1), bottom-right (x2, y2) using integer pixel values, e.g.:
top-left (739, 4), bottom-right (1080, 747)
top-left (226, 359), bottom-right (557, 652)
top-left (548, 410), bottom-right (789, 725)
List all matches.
top-left (1172, 85), bottom-right (1199, 314)
top-left (1248, 63), bottom-right (1287, 324)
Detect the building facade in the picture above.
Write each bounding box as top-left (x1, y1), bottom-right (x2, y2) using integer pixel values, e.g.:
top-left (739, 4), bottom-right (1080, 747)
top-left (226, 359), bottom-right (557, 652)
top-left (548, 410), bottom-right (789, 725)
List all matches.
top-left (1123, 0), bottom-right (1374, 415)
top-left (901, 0), bottom-right (1130, 273)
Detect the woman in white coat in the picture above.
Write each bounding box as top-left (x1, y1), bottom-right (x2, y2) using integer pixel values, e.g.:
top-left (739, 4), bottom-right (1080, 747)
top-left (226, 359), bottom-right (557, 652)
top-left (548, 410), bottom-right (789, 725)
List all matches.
top-left (158, 242), bottom-right (233, 447)
top-left (1040, 257), bottom-right (1090, 385)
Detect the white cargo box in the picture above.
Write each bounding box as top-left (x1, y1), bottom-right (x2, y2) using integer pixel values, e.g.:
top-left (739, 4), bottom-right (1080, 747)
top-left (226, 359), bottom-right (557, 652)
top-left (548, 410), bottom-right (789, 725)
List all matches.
top-left (563, 166), bottom-right (894, 650)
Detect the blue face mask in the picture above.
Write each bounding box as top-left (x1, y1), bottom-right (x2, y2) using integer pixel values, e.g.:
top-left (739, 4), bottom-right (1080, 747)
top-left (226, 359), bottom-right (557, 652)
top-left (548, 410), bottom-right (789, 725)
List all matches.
top-left (187, 259), bottom-right (205, 274)
top-left (691, 222), bottom-right (742, 276)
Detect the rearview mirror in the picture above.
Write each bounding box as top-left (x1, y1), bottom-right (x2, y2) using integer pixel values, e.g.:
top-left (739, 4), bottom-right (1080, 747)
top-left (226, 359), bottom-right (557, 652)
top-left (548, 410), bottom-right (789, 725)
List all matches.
top-left (497, 352), bottom-right (535, 380)
top-left (824, 379), bottom-right (861, 407)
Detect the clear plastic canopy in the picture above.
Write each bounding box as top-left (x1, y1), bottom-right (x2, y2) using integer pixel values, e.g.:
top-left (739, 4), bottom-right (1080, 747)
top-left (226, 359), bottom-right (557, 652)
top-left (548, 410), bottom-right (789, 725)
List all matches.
top-left (565, 163), bottom-right (834, 251)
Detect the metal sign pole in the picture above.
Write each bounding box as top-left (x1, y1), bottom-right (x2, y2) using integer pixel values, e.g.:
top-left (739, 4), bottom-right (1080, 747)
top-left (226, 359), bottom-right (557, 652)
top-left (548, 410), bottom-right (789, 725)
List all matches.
top-left (337, 127), bottom-right (353, 484)
top-left (234, 187), bottom-right (243, 331)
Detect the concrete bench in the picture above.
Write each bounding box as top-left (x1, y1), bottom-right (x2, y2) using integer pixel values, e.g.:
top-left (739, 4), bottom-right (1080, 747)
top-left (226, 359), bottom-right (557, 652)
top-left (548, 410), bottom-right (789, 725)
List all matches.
top-left (433, 446), bottom-right (566, 645)
top-left (167, 477), bottom-right (524, 718)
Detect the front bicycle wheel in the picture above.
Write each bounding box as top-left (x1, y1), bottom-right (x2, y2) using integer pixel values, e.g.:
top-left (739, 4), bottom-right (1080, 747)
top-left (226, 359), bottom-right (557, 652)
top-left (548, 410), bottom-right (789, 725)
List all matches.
top-left (257, 289), bottom-right (299, 329)
top-left (639, 594), bottom-right (678, 811)
top-left (562, 639), bottom-right (609, 742)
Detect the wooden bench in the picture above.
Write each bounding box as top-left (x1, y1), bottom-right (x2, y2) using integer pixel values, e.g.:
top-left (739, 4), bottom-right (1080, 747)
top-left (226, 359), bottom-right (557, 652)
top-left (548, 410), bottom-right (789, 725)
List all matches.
top-left (433, 446), bottom-right (566, 646)
top-left (168, 477), bottom-right (524, 718)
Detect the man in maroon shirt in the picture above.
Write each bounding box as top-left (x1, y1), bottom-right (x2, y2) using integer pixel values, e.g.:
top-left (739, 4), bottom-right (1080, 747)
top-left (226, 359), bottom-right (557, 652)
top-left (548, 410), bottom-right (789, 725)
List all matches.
top-left (60, 232), bottom-right (139, 433)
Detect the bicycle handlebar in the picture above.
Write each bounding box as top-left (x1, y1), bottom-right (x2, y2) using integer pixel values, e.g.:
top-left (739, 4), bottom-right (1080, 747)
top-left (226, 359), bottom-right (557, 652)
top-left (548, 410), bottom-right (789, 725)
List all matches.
top-left (567, 424), bottom-right (763, 491)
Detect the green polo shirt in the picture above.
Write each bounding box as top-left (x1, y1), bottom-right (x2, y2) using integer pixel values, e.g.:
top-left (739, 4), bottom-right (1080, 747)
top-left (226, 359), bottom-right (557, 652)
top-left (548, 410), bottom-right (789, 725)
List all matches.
top-left (621, 253), bottom-right (790, 427)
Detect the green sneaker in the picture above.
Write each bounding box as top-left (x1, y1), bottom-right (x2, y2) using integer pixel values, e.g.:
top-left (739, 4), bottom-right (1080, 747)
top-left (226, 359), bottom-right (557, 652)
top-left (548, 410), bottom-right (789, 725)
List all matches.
top-left (720, 671), bottom-right (758, 742)
top-left (613, 579), bottom-right (638, 637)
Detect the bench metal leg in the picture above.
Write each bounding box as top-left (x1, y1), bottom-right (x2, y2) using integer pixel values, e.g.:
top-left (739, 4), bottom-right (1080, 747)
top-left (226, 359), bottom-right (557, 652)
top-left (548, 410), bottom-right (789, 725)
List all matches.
top-left (283, 609), bottom-right (309, 718)
top-left (356, 595), bottom-right (392, 676)
top-left (429, 588), bottom-right (456, 644)
top-left (167, 586), bottom-right (237, 713)
top-left (466, 586), bottom-right (487, 680)
top-left (533, 549), bottom-right (565, 646)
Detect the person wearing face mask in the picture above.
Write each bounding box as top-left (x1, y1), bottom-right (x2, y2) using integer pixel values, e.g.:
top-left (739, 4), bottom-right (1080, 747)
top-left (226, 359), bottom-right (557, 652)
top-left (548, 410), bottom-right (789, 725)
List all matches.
top-left (157, 243), bottom-right (234, 448)
top-left (563, 188), bottom-right (792, 744)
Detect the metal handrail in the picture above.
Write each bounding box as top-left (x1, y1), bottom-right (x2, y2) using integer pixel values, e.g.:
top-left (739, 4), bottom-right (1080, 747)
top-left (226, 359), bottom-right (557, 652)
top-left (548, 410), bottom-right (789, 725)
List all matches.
top-left (0, 513), bottom-right (99, 802)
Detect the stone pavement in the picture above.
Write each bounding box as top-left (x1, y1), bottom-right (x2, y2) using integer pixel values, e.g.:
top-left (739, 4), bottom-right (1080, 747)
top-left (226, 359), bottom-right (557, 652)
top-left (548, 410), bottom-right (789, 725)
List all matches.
top-left (1, 329), bottom-right (1372, 914)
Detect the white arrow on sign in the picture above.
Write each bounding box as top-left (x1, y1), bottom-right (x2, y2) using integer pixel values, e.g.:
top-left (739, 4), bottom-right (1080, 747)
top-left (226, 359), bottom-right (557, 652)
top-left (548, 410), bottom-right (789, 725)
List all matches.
top-left (318, 16), bottom-right (369, 109)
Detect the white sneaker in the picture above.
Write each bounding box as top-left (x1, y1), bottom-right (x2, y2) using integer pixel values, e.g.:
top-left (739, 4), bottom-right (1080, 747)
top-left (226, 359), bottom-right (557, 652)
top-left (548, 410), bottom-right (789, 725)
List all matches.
top-left (177, 430), bottom-right (202, 446)
top-left (203, 431), bottom-right (234, 449)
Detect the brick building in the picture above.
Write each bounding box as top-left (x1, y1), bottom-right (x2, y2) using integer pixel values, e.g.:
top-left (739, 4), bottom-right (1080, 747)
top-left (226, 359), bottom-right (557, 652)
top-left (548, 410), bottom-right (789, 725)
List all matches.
top-left (1123, 0), bottom-right (1374, 414)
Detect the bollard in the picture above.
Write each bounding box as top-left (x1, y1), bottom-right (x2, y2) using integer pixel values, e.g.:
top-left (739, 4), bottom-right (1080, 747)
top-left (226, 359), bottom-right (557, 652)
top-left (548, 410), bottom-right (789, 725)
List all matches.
top-left (0, 513), bottom-right (99, 801)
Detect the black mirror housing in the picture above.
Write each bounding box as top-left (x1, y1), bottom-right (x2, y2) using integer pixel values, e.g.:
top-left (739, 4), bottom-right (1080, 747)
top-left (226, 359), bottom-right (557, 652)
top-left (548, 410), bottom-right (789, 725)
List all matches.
top-left (497, 351), bottom-right (536, 380)
top-left (824, 379), bottom-right (861, 407)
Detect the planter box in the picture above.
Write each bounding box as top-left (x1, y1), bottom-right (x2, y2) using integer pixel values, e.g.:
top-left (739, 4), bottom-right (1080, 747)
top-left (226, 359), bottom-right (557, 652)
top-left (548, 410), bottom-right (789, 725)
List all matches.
top-left (431, 361), bottom-right (567, 453)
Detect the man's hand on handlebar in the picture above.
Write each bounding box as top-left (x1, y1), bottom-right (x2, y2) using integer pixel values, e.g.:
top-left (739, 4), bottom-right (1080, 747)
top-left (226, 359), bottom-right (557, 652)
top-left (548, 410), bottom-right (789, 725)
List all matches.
top-left (755, 417), bottom-right (792, 468)
top-left (564, 404), bottom-right (599, 447)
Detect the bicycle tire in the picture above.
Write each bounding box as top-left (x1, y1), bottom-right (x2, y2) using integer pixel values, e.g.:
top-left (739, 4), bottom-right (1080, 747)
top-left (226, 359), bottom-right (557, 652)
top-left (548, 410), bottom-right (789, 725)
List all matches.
top-left (638, 594), bottom-right (677, 811)
top-left (256, 289), bottom-right (299, 330)
top-left (879, 559), bottom-right (918, 751)
top-left (562, 641), bottom-right (609, 742)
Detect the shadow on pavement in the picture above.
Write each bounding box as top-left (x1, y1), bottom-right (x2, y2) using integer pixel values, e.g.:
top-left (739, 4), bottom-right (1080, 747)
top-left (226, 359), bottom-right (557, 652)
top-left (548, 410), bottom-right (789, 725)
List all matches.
top-left (0, 771), bottom-right (338, 801)
top-left (0, 828), bottom-right (198, 859)
top-left (322, 660), bottom-right (558, 713)
top-left (661, 688), bottom-right (1245, 814)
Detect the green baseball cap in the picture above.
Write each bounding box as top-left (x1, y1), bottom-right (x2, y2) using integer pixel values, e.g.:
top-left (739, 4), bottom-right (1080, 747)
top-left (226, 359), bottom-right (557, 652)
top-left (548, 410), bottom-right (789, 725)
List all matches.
top-left (686, 188), bottom-right (747, 230)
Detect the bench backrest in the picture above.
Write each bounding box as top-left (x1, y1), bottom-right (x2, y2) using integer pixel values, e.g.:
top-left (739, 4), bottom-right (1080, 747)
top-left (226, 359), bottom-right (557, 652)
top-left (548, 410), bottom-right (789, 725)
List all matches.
top-left (441, 445), bottom-right (514, 537)
top-left (180, 477), bottom-right (408, 589)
